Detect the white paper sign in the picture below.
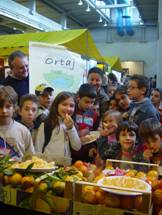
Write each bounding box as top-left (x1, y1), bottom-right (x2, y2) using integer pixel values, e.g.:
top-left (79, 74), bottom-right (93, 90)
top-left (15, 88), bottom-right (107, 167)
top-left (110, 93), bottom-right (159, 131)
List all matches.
top-left (29, 42), bottom-right (86, 96)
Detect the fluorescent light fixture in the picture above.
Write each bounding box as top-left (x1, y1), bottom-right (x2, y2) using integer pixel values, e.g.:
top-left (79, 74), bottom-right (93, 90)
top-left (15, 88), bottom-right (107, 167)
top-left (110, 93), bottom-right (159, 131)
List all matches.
top-left (86, 4), bottom-right (91, 12)
top-left (78, 0), bottom-right (83, 6)
top-left (99, 16), bottom-right (103, 22)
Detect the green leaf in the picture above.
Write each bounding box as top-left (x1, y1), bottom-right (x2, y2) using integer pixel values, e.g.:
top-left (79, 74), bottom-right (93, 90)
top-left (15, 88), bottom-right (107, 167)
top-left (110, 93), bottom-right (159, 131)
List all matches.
top-left (24, 162), bottom-right (35, 175)
top-left (4, 168), bottom-right (15, 175)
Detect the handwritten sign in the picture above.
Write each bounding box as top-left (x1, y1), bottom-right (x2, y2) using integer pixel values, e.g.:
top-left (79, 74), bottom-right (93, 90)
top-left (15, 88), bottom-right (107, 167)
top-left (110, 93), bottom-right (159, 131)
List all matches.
top-left (29, 42), bottom-right (86, 96)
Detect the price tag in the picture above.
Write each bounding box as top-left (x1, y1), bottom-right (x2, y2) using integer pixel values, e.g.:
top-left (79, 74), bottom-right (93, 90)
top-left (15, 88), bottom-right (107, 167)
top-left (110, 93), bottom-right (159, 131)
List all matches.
top-left (3, 186), bottom-right (17, 206)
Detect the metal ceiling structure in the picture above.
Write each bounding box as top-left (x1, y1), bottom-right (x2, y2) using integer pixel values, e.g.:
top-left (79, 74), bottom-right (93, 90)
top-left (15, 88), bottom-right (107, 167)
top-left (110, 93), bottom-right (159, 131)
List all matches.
top-left (0, 0), bottom-right (159, 34)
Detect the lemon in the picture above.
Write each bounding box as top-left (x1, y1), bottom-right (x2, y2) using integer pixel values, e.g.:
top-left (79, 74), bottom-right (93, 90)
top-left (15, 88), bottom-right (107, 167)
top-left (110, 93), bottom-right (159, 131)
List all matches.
top-left (52, 181), bottom-right (65, 196)
top-left (10, 173), bottom-right (22, 186)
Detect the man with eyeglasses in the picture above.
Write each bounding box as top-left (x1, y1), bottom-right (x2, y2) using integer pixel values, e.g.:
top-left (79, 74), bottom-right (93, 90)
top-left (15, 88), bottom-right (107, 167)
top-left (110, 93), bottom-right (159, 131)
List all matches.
top-left (127, 74), bottom-right (160, 126)
top-left (0, 50), bottom-right (29, 102)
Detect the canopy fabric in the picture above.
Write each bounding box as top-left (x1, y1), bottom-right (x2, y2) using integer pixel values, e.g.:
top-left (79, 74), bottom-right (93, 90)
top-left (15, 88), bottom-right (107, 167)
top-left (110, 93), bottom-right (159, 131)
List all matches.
top-left (103, 56), bottom-right (122, 71)
top-left (0, 29), bottom-right (103, 61)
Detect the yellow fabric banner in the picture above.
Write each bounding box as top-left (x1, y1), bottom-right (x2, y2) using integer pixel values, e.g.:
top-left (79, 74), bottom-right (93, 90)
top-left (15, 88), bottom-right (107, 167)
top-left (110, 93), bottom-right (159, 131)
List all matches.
top-left (0, 29), bottom-right (103, 61)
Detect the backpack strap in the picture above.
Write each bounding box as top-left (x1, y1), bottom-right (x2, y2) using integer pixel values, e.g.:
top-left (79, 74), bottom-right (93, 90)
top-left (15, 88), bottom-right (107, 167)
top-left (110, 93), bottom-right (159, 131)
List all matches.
top-left (42, 120), bottom-right (52, 153)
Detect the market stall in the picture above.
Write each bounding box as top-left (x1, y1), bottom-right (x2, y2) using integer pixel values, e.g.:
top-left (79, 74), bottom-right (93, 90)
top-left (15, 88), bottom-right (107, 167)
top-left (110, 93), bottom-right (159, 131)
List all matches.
top-left (0, 156), bottom-right (161, 215)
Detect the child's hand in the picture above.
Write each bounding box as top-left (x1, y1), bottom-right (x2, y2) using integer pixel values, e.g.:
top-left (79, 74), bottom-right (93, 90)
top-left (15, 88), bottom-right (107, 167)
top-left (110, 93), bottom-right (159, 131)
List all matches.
top-left (64, 113), bottom-right (74, 129)
top-left (88, 148), bottom-right (97, 158)
top-left (122, 112), bottom-right (128, 119)
top-left (98, 127), bottom-right (110, 136)
top-left (143, 149), bottom-right (152, 161)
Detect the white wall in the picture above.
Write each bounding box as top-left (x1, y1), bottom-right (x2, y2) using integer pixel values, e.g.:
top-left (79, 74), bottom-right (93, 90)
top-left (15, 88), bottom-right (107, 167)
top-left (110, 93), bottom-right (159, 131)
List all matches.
top-left (90, 27), bottom-right (158, 78)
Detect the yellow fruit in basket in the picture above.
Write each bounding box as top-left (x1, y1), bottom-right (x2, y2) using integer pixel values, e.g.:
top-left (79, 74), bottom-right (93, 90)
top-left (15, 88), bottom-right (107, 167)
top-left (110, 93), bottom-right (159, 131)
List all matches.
top-left (35, 198), bottom-right (51, 213)
top-left (147, 170), bottom-right (158, 179)
top-left (10, 173), bottom-right (22, 186)
top-left (135, 171), bottom-right (146, 180)
top-left (52, 181), bottom-right (65, 196)
top-left (21, 175), bottom-right (35, 189)
top-left (125, 169), bottom-right (137, 177)
top-left (37, 182), bottom-right (48, 193)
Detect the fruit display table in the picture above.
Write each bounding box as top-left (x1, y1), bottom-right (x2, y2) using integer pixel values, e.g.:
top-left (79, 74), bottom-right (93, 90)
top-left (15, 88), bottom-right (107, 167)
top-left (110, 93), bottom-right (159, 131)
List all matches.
top-left (0, 156), bottom-right (162, 215)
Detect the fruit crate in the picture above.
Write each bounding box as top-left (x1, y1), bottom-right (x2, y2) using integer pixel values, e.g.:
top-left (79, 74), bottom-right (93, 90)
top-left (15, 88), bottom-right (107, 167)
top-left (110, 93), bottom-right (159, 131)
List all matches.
top-left (2, 181), bottom-right (73, 214)
top-left (72, 159), bottom-right (159, 215)
top-left (73, 180), bottom-right (152, 215)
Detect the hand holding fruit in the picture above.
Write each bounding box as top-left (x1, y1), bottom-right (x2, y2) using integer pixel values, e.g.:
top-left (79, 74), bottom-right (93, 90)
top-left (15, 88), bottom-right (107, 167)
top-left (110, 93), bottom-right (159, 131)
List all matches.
top-left (64, 113), bottom-right (74, 129)
top-left (143, 149), bottom-right (152, 161)
top-left (98, 127), bottom-right (110, 137)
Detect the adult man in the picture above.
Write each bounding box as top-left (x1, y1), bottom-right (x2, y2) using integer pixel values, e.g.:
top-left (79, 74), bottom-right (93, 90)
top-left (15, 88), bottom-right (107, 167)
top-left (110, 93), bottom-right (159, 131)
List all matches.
top-left (1, 50), bottom-right (29, 101)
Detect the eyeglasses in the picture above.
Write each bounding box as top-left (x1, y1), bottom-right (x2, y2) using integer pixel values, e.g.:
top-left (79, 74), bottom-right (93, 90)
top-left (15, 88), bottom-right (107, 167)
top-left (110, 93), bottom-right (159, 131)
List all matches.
top-left (127, 86), bottom-right (139, 90)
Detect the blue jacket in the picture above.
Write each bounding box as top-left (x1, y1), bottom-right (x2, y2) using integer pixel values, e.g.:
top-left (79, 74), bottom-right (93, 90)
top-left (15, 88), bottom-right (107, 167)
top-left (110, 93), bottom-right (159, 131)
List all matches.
top-left (128, 98), bottom-right (160, 126)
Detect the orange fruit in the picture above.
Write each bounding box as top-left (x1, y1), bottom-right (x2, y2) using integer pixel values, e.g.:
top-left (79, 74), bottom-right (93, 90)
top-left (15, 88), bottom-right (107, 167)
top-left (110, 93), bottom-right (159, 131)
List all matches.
top-left (95, 190), bottom-right (106, 204)
top-left (82, 187), bottom-right (96, 204)
top-left (79, 165), bottom-right (88, 175)
top-left (21, 175), bottom-right (35, 189)
top-left (74, 160), bottom-right (84, 168)
top-left (104, 194), bottom-right (120, 208)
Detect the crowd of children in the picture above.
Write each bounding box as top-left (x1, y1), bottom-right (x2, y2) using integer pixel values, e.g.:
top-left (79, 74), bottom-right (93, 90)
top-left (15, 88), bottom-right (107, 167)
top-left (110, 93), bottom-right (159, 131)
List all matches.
top-left (0, 50), bottom-right (162, 168)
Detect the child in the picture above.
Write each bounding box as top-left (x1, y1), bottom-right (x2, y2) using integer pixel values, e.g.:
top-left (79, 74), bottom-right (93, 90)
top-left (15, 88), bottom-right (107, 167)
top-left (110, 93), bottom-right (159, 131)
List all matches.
top-left (87, 67), bottom-right (109, 116)
top-left (0, 86), bottom-right (35, 160)
top-left (72, 83), bottom-right (99, 162)
top-left (35, 83), bottom-right (54, 126)
top-left (150, 88), bottom-right (162, 125)
top-left (116, 121), bottom-right (141, 161)
top-left (35, 91), bottom-right (81, 161)
top-left (139, 118), bottom-right (162, 165)
top-left (108, 96), bottom-right (119, 111)
top-left (150, 88), bottom-right (162, 110)
top-left (127, 74), bottom-right (159, 126)
top-left (97, 110), bottom-right (122, 161)
top-left (18, 94), bottom-right (39, 143)
top-left (114, 86), bottom-right (130, 113)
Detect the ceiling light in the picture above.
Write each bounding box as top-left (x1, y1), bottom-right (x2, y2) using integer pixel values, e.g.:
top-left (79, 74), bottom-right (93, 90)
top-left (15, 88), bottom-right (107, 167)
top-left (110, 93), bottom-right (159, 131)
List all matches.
top-left (86, 4), bottom-right (91, 12)
top-left (13, 27), bottom-right (17, 30)
top-left (78, 0), bottom-right (83, 6)
top-left (99, 16), bottom-right (103, 23)
top-left (104, 21), bottom-right (107, 27)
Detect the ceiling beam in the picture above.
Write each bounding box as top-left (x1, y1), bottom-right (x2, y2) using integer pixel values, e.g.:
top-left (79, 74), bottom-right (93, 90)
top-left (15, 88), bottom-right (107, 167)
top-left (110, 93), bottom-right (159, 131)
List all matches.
top-left (41, 0), bottom-right (85, 27)
top-left (0, 0), bottom-right (61, 31)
